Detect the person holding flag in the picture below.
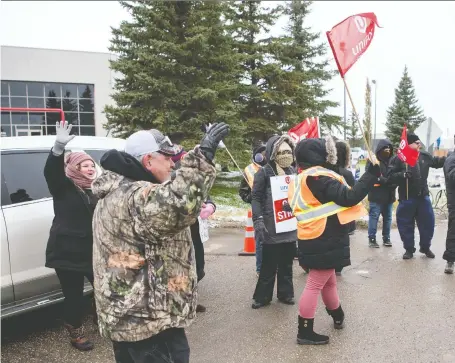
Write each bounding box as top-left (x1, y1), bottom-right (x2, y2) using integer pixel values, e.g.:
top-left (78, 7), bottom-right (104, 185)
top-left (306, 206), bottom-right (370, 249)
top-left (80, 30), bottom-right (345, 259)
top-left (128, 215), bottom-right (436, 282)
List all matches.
top-left (290, 136), bottom-right (381, 345)
top-left (388, 128), bottom-right (446, 259)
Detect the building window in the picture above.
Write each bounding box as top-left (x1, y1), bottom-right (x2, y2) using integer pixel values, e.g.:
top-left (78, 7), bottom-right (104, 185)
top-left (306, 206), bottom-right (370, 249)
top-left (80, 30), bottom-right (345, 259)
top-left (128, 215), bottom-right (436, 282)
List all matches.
top-left (0, 81), bottom-right (95, 137)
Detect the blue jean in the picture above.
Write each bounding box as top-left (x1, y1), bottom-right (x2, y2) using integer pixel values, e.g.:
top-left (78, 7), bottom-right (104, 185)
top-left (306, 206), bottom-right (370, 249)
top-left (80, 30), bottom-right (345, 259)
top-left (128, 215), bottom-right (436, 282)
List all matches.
top-left (368, 202), bottom-right (393, 240)
top-left (396, 196), bottom-right (435, 252)
top-left (255, 236), bottom-right (263, 273)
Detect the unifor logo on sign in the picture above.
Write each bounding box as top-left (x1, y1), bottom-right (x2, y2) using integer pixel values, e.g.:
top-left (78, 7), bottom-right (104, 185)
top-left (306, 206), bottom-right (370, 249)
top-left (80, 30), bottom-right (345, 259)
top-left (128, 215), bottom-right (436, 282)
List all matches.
top-left (354, 16), bottom-right (367, 33)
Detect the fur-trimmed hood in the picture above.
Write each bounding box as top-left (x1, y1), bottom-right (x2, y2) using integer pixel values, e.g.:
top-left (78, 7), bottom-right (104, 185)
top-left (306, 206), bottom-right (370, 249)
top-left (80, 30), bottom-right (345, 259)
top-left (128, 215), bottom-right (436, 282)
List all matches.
top-left (335, 140), bottom-right (351, 168)
top-left (265, 134), bottom-right (295, 163)
top-left (295, 135), bottom-right (337, 168)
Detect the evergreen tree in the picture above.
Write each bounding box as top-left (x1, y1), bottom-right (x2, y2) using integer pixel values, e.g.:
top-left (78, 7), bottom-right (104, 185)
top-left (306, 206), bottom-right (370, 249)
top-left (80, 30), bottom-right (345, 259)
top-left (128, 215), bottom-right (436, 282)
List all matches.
top-left (385, 65), bottom-right (426, 146)
top-left (225, 1), bottom-right (284, 144)
top-left (363, 78), bottom-right (372, 146)
top-left (280, 0), bottom-right (341, 134)
top-left (346, 109), bottom-right (361, 147)
top-left (105, 1), bottom-right (244, 148)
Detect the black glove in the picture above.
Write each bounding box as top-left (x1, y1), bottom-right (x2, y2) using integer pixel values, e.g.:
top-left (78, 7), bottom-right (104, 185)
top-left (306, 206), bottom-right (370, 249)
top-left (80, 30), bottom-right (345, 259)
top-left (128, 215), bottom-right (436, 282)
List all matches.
top-left (253, 217), bottom-right (269, 242)
top-left (199, 123), bottom-right (230, 162)
top-left (366, 163), bottom-right (381, 177)
top-left (403, 171), bottom-right (412, 179)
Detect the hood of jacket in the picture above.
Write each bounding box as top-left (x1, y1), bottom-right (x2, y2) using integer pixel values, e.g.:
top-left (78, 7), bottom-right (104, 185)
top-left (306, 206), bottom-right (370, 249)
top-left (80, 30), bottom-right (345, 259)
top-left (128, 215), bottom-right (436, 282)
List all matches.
top-left (335, 141), bottom-right (351, 169)
top-left (295, 135), bottom-right (337, 169)
top-left (265, 134), bottom-right (295, 165)
top-left (93, 149), bottom-right (158, 199)
top-left (375, 139), bottom-right (393, 162)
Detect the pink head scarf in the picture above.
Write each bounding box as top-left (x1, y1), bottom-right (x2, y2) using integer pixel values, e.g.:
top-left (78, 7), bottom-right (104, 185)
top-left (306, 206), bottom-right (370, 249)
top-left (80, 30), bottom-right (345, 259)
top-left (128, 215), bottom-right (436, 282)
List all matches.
top-left (65, 152), bottom-right (96, 189)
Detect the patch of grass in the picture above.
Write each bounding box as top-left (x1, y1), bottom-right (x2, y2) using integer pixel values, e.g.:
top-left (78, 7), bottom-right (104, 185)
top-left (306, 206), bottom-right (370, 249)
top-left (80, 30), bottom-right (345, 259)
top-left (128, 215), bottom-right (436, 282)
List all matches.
top-left (210, 173), bottom-right (248, 209)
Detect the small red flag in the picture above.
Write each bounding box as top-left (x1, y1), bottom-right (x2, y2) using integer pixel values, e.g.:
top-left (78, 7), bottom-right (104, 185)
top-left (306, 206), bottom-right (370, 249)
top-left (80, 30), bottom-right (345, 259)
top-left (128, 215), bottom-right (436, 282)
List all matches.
top-left (288, 117), bottom-right (320, 143)
top-left (397, 124), bottom-right (419, 167)
top-left (326, 13), bottom-right (381, 77)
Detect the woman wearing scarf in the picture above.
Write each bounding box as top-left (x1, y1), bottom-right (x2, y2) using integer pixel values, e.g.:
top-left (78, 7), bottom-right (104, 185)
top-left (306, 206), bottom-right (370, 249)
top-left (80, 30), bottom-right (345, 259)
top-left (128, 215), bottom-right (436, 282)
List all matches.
top-left (44, 121), bottom-right (99, 351)
top-left (251, 134), bottom-right (297, 309)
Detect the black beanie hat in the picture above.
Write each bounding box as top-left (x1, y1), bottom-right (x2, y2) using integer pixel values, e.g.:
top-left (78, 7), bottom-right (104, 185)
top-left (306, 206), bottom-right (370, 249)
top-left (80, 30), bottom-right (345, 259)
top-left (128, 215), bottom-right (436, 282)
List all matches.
top-left (407, 132), bottom-right (420, 145)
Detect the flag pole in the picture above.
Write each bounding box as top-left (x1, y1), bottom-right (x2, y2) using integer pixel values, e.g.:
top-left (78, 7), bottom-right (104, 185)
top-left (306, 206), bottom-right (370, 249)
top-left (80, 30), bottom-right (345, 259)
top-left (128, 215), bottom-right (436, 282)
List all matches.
top-left (406, 164), bottom-right (409, 200)
top-left (342, 77), bottom-right (376, 164)
top-left (224, 147), bottom-right (250, 184)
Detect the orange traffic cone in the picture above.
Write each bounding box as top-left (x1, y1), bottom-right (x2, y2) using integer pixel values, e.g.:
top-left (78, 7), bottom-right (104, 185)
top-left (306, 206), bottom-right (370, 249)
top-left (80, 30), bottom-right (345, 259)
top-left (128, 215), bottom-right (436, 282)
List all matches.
top-left (238, 210), bottom-right (256, 256)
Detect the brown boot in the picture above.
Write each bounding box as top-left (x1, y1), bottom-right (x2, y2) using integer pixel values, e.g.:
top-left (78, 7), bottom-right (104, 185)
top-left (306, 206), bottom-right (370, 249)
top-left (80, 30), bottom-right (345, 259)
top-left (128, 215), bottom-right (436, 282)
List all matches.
top-left (64, 323), bottom-right (94, 351)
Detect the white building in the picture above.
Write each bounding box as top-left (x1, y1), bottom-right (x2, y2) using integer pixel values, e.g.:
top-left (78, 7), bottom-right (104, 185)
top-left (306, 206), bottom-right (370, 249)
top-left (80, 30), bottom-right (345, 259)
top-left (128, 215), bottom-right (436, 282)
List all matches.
top-left (1, 46), bottom-right (116, 137)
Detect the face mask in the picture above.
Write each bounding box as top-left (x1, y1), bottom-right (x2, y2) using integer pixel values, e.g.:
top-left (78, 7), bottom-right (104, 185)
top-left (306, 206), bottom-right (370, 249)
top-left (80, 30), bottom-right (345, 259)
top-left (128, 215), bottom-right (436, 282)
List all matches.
top-left (275, 142), bottom-right (293, 168)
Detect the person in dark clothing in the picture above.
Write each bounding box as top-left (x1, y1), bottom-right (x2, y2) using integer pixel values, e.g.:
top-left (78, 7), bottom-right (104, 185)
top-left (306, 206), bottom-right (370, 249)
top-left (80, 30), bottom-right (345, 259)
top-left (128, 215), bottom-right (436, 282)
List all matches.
top-left (333, 141), bottom-right (356, 276)
top-left (291, 136), bottom-right (380, 345)
top-left (365, 139), bottom-right (397, 248)
top-left (388, 132), bottom-right (446, 260)
top-left (172, 146), bottom-right (216, 312)
top-left (239, 144), bottom-right (267, 275)
top-left (239, 144), bottom-right (267, 204)
top-left (251, 134), bottom-right (297, 309)
top-left (44, 121), bottom-right (99, 351)
top-left (443, 149), bottom-right (455, 274)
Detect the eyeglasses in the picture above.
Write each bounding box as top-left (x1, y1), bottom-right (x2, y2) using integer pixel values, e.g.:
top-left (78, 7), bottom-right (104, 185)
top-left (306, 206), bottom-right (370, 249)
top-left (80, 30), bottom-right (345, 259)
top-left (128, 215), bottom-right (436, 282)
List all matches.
top-left (277, 150), bottom-right (292, 156)
top-left (159, 135), bottom-right (174, 147)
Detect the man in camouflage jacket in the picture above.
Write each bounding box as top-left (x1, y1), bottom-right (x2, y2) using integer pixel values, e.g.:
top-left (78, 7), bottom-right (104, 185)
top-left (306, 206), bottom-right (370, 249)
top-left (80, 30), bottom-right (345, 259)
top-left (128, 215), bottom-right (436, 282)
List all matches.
top-left (92, 124), bottom-right (229, 363)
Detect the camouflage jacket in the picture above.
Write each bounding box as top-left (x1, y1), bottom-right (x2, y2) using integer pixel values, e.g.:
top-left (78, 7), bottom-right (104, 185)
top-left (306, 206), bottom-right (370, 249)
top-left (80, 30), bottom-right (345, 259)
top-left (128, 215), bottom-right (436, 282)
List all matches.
top-left (91, 148), bottom-right (216, 342)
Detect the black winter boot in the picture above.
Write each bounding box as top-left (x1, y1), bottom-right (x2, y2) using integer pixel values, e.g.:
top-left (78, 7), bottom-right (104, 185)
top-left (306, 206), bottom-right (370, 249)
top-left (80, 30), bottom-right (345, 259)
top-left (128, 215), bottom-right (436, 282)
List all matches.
top-left (326, 305), bottom-right (345, 329)
top-left (419, 248), bottom-right (435, 258)
top-left (403, 250), bottom-right (414, 259)
top-left (369, 237), bottom-right (380, 248)
top-left (297, 316), bottom-right (329, 345)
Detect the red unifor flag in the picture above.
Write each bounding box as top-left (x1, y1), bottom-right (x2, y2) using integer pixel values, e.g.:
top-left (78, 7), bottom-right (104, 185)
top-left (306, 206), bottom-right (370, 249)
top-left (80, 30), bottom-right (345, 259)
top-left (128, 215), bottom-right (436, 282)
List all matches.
top-left (288, 117), bottom-right (320, 144)
top-left (397, 124), bottom-right (419, 167)
top-left (326, 13), bottom-right (381, 77)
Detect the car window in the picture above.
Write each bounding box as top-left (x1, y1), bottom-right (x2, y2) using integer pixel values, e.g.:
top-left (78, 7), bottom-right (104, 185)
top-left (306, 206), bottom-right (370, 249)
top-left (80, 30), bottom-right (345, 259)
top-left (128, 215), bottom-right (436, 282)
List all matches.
top-left (84, 149), bottom-right (109, 164)
top-left (1, 151), bottom-right (52, 205)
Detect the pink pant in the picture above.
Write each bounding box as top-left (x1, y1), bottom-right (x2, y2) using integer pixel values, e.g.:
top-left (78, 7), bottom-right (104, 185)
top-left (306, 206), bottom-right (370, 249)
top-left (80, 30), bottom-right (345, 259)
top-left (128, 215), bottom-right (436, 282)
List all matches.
top-left (299, 269), bottom-right (340, 318)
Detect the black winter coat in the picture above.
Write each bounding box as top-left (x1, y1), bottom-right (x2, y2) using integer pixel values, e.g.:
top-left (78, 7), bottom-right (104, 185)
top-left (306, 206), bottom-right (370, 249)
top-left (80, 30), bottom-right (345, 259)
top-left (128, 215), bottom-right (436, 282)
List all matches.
top-left (443, 151), bottom-right (455, 262)
top-left (298, 170), bottom-right (377, 269)
top-left (388, 151), bottom-right (446, 201)
top-left (366, 139), bottom-right (397, 204)
top-left (44, 151), bottom-right (98, 273)
top-left (251, 135), bottom-right (297, 245)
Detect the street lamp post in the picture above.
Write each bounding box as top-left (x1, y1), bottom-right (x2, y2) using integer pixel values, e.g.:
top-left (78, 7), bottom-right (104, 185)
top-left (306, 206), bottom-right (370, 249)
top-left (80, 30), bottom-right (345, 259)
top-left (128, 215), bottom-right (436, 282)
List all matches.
top-left (372, 79), bottom-right (377, 147)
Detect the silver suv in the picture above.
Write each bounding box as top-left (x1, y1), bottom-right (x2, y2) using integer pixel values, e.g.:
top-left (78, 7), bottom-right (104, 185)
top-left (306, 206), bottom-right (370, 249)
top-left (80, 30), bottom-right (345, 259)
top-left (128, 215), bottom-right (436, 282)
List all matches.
top-left (1, 135), bottom-right (125, 319)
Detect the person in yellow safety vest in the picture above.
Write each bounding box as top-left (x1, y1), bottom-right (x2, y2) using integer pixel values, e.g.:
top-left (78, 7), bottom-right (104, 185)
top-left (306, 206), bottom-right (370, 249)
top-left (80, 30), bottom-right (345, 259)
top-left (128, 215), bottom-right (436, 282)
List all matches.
top-left (239, 144), bottom-right (267, 275)
top-left (289, 136), bottom-right (380, 346)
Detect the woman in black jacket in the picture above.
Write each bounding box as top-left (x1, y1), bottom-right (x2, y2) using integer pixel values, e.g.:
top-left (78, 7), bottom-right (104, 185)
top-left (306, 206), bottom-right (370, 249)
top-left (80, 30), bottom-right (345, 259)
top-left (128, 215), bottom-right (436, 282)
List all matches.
top-left (44, 121), bottom-right (98, 351)
top-left (251, 134), bottom-right (297, 309)
top-left (292, 136), bottom-right (379, 345)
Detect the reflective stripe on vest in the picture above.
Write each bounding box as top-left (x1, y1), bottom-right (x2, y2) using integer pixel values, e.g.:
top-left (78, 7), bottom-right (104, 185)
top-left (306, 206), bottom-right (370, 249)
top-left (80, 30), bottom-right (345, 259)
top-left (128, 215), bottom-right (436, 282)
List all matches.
top-left (244, 163), bottom-right (260, 188)
top-left (290, 167), bottom-right (351, 224)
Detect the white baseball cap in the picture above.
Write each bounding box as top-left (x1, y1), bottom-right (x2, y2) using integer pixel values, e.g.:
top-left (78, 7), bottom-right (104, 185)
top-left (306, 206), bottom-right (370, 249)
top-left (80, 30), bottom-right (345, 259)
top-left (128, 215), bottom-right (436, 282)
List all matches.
top-left (125, 129), bottom-right (179, 157)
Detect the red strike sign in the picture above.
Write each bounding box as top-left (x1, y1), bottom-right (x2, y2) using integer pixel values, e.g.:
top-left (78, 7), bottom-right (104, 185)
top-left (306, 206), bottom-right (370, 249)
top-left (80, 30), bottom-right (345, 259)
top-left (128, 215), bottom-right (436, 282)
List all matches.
top-left (274, 198), bottom-right (294, 223)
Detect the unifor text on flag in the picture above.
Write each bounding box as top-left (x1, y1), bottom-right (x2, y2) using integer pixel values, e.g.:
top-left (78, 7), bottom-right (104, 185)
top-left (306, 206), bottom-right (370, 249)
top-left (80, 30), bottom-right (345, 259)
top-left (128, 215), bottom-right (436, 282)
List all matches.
top-left (326, 13), bottom-right (381, 77)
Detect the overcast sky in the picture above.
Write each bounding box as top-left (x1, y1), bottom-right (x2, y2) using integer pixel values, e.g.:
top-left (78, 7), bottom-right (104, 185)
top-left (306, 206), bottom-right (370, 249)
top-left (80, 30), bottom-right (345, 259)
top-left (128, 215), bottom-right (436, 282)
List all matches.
top-left (1, 1), bottom-right (454, 143)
